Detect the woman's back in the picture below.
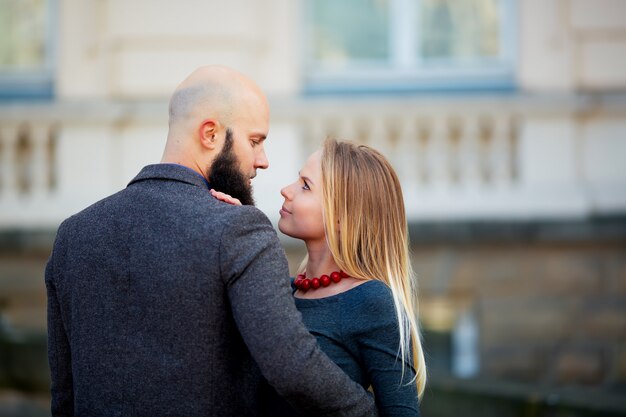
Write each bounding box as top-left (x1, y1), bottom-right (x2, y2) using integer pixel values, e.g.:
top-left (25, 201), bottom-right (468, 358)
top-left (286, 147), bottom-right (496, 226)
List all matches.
top-left (262, 280), bottom-right (420, 417)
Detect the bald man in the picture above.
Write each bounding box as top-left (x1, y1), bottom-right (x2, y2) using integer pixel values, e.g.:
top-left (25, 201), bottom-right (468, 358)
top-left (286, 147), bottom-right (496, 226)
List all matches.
top-left (45, 66), bottom-right (377, 417)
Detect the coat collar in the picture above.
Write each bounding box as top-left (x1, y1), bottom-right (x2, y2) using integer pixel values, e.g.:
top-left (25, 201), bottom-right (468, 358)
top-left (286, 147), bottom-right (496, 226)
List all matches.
top-left (128, 164), bottom-right (211, 190)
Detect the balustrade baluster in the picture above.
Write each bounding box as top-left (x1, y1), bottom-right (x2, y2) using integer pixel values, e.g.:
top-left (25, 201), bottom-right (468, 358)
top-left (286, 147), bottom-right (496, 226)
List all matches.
top-left (458, 117), bottom-right (481, 189)
top-left (0, 125), bottom-right (20, 199)
top-left (397, 118), bottom-right (420, 189)
top-left (428, 117), bottom-right (451, 189)
top-left (30, 125), bottom-right (51, 197)
top-left (490, 117), bottom-right (512, 188)
top-left (367, 118), bottom-right (390, 158)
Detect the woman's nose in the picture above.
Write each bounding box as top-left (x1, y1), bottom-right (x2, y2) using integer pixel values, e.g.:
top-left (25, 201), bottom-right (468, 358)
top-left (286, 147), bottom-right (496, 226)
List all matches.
top-left (280, 184), bottom-right (292, 199)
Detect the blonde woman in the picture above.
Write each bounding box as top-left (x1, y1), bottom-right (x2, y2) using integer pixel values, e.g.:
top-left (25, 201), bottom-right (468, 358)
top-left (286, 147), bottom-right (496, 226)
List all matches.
top-left (213, 139), bottom-right (426, 416)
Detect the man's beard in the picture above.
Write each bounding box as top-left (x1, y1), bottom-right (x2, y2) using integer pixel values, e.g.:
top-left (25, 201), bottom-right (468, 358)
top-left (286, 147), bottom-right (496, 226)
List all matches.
top-left (207, 128), bottom-right (255, 206)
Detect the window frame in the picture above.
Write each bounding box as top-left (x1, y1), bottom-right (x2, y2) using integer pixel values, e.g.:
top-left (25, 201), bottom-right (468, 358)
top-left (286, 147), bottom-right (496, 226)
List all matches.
top-left (302, 0), bottom-right (518, 94)
top-left (0, 0), bottom-right (57, 101)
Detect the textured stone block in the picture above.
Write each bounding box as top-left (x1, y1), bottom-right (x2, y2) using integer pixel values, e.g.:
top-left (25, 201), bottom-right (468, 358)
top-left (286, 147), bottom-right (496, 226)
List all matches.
top-left (519, 0), bottom-right (574, 91)
top-left (538, 255), bottom-right (604, 295)
top-left (580, 302), bottom-right (626, 341)
top-left (449, 254), bottom-right (485, 294)
top-left (481, 298), bottom-right (575, 346)
top-left (479, 252), bottom-right (538, 297)
top-left (484, 346), bottom-right (545, 382)
top-left (581, 40), bottom-right (626, 89)
top-left (614, 347), bottom-right (626, 384)
top-left (555, 349), bottom-right (604, 384)
top-left (570, 0), bottom-right (626, 30)
top-left (411, 249), bottom-right (442, 293)
top-left (615, 260), bottom-right (626, 295)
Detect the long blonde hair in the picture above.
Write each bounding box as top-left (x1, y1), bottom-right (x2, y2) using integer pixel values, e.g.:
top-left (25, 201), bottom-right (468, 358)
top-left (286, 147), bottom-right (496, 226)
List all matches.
top-left (305, 138), bottom-right (427, 397)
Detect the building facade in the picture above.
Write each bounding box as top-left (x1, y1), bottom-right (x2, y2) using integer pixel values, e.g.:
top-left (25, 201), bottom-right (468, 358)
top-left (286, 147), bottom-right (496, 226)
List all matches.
top-left (1, 0), bottom-right (625, 412)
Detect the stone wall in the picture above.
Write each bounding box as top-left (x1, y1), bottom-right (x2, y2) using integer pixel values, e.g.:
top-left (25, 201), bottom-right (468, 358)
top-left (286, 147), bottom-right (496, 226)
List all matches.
top-left (411, 231), bottom-right (626, 391)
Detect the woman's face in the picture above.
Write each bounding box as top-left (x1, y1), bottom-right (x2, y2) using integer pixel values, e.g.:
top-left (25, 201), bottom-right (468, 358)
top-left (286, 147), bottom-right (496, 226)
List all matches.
top-left (278, 150), bottom-right (325, 242)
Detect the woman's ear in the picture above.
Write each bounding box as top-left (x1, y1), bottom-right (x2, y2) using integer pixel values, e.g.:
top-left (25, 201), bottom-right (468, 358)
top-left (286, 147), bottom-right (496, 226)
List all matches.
top-left (199, 119), bottom-right (221, 150)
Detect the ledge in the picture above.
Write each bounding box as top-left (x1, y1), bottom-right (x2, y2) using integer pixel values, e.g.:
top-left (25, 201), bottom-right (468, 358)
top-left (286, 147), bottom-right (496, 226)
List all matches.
top-left (423, 373), bottom-right (626, 416)
top-left (1, 92), bottom-right (626, 124)
top-left (407, 215), bottom-right (626, 245)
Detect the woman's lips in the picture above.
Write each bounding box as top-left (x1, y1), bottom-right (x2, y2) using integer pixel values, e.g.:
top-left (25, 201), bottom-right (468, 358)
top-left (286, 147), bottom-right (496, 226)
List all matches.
top-left (279, 206), bottom-right (292, 216)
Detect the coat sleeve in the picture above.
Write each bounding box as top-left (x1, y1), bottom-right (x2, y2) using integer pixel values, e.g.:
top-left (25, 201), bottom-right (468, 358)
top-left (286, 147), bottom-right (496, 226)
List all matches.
top-left (45, 222), bottom-right (75, 417)
top-left (219, 207), bottom-right (377, 417)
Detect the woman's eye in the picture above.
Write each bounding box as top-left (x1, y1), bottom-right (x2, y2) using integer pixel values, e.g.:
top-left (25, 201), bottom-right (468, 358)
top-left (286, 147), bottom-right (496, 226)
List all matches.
top-left (302, 180), bottom-right (310, 190)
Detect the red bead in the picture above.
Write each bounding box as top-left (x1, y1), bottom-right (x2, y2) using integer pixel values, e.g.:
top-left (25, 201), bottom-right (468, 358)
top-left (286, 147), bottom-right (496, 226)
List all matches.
top-left (320, 275), bottom-right (331, 287)
top-left (296, 271), bottom-right (346, 291)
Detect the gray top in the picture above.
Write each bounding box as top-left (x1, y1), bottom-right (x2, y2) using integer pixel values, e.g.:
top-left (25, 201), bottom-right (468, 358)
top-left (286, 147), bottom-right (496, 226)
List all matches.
top-left (45, 164), bottom-right (377, 417)
top-left (263, 280), bottom-right (420, 417)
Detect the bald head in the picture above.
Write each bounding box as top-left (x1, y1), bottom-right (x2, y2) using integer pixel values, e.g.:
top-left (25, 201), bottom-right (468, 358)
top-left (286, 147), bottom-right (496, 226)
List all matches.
top-left (162, 65), bottom-right (269, 170)
top-left (168, 65), bottom-right (264, 134)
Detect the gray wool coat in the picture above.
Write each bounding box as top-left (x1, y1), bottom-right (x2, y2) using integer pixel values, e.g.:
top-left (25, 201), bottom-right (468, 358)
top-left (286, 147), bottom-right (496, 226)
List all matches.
top-left (45, 164), bottom-right (376, 417)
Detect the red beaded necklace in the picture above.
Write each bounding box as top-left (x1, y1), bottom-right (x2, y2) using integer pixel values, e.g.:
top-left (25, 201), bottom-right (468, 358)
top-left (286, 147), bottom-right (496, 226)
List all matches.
top-left (294, 270), bottom-right (349, 291)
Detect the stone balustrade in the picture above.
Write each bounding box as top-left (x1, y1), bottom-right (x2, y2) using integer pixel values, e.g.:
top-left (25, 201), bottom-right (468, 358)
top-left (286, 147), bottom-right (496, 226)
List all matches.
top-left (1, 95), bottom-right (625, 229)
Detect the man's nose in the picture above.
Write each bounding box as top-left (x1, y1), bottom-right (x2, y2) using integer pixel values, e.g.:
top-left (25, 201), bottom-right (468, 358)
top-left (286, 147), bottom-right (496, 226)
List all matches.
top-left (256, 149), bottom-right (269, 170)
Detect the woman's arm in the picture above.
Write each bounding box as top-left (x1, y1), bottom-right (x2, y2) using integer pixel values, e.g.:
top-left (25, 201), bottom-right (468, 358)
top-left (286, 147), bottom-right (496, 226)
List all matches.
top-left (348, 282), bottom-right (420, 417)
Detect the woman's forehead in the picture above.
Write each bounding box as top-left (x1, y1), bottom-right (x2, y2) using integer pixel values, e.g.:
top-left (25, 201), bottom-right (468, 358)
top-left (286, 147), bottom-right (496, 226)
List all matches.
top-left (302, 151), bottom-right (322, 176)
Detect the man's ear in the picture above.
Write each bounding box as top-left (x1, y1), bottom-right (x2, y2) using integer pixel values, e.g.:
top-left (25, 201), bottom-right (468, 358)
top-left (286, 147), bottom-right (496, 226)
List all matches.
top-left (199, 119), bottom-right (221, 150)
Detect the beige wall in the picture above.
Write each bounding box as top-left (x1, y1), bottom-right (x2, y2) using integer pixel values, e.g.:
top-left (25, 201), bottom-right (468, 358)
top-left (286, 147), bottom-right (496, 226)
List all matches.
top-left (520, 0), bottom-right (626, 92)
top-left (57, 0), bottom-right (300, 99)
top-left (56, 0), bottom-right (626, 99)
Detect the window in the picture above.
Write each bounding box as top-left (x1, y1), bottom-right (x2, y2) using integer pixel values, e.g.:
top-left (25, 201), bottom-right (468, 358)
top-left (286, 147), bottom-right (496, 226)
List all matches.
top-left (0, 0), bottom-right (55, 100)
top-left (303, 0), bottom-right (517, 93)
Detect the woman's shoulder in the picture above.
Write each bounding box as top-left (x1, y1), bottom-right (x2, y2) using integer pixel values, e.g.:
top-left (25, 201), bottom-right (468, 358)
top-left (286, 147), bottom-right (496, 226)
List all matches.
top-left (342, 280), bottom-right (397, 323)
top-left (338, 281), bottom-right (400, 343)
top-left (348, 279), bottom-right (394, 304)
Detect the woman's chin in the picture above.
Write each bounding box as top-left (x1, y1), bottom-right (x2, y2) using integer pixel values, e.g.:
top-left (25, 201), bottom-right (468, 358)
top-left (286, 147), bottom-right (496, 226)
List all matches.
top-left (277, 222), bottom-right (296, 239)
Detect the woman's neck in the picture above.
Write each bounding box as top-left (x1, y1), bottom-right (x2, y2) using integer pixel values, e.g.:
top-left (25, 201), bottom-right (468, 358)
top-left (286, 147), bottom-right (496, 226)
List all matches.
top-left (296, 239), bottom-right (367, 300)
top-left (304, 240), bottom-right (339, 278)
